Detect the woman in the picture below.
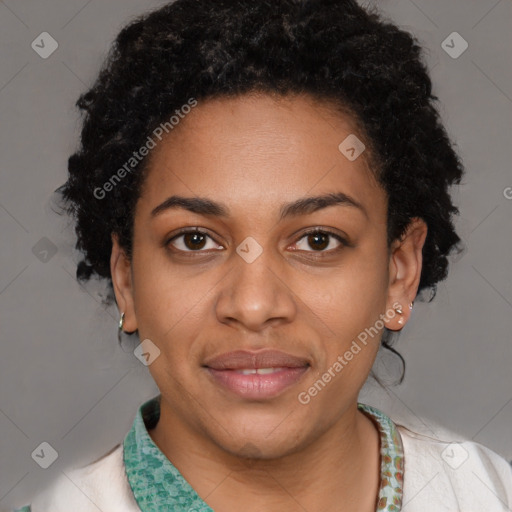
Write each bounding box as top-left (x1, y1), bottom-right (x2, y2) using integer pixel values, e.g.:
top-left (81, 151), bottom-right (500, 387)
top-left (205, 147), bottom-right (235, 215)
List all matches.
top-left (14, 0), bottom-right (512, 510)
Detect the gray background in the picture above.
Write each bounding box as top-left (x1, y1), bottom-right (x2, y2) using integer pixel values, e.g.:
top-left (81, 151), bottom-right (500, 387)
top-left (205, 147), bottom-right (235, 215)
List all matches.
top-left (0, 0), bottom-right (511, 508)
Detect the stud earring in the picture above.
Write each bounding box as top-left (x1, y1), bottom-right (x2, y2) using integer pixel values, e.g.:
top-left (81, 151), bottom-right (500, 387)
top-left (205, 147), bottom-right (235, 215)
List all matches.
top-left (394, 304), bottom-right (405, 326)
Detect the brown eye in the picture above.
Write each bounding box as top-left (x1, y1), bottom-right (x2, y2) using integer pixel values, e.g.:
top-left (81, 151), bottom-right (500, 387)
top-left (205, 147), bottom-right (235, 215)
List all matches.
top-left (167, 229), bottom-right (223, 252)
top-left (307, 232), bottom-right (329, 251)
top-left (294, 229), bottom-right (346, 253)
top-left (182, 232), bottom-right (207, 250)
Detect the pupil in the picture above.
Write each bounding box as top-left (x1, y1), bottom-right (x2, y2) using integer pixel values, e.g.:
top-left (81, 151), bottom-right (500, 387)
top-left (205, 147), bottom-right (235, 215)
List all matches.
top-left (309, 232), bottom-right (328, 250)
top-left (185, 233), bottom-right (206, 250)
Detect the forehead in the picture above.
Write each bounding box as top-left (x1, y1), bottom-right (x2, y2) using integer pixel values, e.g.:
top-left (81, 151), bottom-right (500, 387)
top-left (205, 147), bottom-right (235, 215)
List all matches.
top-left (137, 93), bottom-right (385, 221)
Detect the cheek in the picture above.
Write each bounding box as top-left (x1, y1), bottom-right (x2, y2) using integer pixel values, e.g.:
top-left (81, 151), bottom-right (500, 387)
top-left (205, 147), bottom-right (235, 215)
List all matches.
top-left (299, 278), bottom-right (385, 408)
top-left (130, 247), bottom-right (210, 347)
top-left (301, 250), bottom-right (389, 344)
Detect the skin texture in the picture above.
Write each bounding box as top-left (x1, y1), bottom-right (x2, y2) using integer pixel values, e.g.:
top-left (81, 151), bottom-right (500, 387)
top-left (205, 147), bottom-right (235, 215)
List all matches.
top-left (111, 93), bottom-right (427, 512)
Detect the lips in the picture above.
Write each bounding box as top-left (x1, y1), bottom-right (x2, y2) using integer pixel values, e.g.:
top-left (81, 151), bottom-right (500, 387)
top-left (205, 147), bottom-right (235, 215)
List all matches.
top-left (203, 350), bottom-right (310, 400)
top-left (203, 349), bottom-right (310, 370)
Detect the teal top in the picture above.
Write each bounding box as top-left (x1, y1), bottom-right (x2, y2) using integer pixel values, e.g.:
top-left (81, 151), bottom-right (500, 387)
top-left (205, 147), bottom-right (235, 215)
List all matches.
top-left (16, 396), bottom-right (404, 511)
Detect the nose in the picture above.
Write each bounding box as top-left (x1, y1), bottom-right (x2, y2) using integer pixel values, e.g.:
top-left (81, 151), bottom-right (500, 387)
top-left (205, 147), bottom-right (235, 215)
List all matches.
top-left (215, 243), bottom-right (297, 332)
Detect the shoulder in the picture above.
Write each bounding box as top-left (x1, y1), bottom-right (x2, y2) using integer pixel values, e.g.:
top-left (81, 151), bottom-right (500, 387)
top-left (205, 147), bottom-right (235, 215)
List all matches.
top-left (397, 425), bottom-right (512, 511)
top-left (21, 444), bottom-right (140, 512)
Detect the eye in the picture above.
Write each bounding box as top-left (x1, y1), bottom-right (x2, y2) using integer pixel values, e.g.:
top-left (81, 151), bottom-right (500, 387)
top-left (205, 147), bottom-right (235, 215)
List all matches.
top-left (293, 229), bottom-right (347, 252)
top-left (167, 228), bottom-right (224, 252)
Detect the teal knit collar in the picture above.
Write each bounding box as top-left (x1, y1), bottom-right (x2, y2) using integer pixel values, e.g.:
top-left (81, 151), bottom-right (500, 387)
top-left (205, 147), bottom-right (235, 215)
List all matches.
top-left (123, 395), bottom-right (404, 511)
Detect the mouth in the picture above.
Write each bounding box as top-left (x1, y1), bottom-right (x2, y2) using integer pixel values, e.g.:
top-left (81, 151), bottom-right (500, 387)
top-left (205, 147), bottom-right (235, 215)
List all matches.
top-left (232, 367), bottom-right (289, 375)
top-left (203, 350), bottom-right (310, 400)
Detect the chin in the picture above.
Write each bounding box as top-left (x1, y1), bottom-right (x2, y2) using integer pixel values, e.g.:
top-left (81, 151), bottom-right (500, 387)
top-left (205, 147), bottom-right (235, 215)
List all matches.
top-left (206, 414), bottom-right (311, 461)
top-left (221, 435), bottom-right (302, 461)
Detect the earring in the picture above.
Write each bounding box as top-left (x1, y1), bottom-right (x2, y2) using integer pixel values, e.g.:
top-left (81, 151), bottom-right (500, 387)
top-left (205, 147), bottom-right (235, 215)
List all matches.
top-left (117, 312), bottom-right (138, 348)
top-left (409, 301), bottom-right (414, 310)
top-left (394, 304), bottom-right (405, 326)
top-left (118, 312), bottom-right (125, 345)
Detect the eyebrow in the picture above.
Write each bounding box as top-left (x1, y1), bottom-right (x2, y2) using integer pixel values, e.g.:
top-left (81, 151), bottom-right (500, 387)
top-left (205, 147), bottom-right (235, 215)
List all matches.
top-left (150, 192), bottom-right (368, 220)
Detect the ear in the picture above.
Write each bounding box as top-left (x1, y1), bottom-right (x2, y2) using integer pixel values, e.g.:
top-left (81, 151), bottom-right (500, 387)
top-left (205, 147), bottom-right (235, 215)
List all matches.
top-left (385, 217), bottom-right (428, 331)
top-left (111, 234), bottom-right (137, 333)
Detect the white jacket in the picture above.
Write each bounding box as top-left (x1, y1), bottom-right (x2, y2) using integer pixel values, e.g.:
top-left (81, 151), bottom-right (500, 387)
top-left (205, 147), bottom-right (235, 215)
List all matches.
top-left (15, 425), bottom-right (512, 512)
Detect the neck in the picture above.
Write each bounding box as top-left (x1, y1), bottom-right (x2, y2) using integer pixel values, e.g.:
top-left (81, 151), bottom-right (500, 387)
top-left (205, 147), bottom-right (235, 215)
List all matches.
top-left (149, 398), bottom-right (381, 512)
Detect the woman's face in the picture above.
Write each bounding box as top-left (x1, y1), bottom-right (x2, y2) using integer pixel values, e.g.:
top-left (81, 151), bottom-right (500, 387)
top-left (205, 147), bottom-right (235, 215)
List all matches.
top-left (112, 93), bottom-right (425, 458)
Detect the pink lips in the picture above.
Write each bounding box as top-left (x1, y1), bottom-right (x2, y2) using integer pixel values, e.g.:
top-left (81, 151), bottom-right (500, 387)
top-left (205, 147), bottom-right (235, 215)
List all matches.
top-left (203, 350), bottom-right (310, 400)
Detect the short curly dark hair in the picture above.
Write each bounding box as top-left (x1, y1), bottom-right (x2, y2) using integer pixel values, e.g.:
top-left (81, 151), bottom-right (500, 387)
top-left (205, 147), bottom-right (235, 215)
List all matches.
top-left (57, 0), bottom-right (464, 379)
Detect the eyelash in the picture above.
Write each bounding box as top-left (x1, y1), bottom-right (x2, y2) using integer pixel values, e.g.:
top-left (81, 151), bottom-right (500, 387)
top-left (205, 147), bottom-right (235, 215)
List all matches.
top-left (165, 227), bottom-right (348, 255)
